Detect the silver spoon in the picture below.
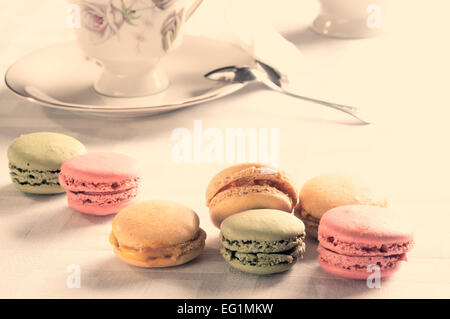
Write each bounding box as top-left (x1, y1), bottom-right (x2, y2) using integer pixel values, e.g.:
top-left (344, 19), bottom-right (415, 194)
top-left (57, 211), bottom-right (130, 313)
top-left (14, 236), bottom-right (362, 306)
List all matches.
top-left (205, 60), bottom-right (371, 124)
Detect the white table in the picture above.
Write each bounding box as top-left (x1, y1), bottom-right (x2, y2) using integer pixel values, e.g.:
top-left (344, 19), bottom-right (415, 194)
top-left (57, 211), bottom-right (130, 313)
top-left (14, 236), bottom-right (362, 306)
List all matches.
top-left (0, 0), bottom-right (449, 298)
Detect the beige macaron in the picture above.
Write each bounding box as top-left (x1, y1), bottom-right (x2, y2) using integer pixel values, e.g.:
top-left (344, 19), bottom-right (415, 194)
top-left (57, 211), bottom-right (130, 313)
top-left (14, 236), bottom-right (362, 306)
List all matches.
top-left (109, 200), bottom-right (206, 268)
top-left (206, 163), bottom-right (298, 228)
top-left (294, 174), bottom-right (388, 239)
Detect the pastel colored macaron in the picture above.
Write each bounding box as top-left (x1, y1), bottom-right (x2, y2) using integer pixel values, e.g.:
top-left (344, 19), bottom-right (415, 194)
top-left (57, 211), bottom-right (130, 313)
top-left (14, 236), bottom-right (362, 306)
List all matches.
top-left (294, 174), bottom-right (387, 239)
top-left (317, 205), bottom-right (414, 279)
top-left (59, 152), bottom-right (140, 215)
top-left (7, 132), bottom-right (87, 194)
top-left (206, 163), bottom-right (298, 228)
top-left (220, 209), bottom-right (306, 275)
top-left (110, 200), bottom-right (207, 268)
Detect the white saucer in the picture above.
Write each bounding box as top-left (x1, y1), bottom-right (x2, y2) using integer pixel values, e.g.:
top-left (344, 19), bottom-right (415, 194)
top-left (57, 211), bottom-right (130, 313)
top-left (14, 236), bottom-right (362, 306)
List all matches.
top-left (5, 36), bottom-right (253, 117)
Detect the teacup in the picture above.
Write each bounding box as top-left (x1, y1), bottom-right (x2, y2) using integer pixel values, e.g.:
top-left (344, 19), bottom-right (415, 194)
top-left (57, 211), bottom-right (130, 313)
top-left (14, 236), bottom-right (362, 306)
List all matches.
top-left (313, 0), bottom-right (387, 38)
top-left (68, 0), bottom-right (203, 97)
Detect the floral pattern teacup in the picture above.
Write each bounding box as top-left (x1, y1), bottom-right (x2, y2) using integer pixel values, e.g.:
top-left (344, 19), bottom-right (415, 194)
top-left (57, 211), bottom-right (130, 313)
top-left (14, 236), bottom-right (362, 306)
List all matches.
top-left (69, 0), bottom-right (203, 97)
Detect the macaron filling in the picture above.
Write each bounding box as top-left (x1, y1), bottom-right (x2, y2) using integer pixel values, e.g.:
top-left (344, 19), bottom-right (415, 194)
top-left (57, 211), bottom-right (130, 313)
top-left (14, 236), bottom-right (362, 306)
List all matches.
top-left (110, 229), bottom-right (207, 262)
top-left (213, 177), bottom-right (297, 207)
top-left (9, 164), bottom-right (60, 187)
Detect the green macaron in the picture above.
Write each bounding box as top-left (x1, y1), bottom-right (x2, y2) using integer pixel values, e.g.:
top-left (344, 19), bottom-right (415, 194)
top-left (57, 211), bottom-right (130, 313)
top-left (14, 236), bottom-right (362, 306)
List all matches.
top-left (7, 132), bottom-right (87, 194)
top-left (220, 209), bottom-right (306, 275)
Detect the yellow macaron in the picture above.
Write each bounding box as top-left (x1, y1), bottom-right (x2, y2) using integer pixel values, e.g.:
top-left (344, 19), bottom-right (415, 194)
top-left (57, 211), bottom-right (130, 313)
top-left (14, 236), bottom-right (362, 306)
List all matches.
top-left (110, 200), bottom-right (206, 268)
top-left (294, 174), bottom-right (387, 239)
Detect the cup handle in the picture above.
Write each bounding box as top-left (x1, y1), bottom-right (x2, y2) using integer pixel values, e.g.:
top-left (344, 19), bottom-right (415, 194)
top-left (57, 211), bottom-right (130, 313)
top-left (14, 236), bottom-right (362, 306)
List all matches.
top-left (185, 0), bottom-right (203, 21)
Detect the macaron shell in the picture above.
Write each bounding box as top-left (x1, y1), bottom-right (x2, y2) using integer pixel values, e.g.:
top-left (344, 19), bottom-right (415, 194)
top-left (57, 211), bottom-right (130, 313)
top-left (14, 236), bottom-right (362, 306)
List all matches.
top-left (113, 243), bottom-right (205, 268)
top-left (302, 220), bottom-right (319, 240)
top-left (7, 132), bottom-right (86, 194)
top-left (7, 132), bottom-right (87, 171)
top-left (59, 170), bottom-right (139, 215)
top-left (66, 189), bottom-right (138, 215)
top-left (59, 174), bottom-right (139, 193)
top-left (294, 207), bottom-right (320, 239)
top-left (318, 245), bottom-right (403, 279)
top-left (221, 232), bottom-right (305, 253)
top-left (298, 174), bottom-right (387, 219)
top-left (223, 243), bottom-right (304, 265)
top-left (224, 257), bottom-right (295, 275)
top-left (318, 205), bottom-right (414, 256)
top-left (206, 163), bottom-right (276, 202)
top-left (206, 163), bottom-right (297, 206)
top-left (209, 187), bottom-right (292, 228)
top-left (60, 152), bottom-right (140, 183)
top-left (228, 248), bottom-right (301, 265)
top-left (59, 152), bottom-right (140, 215)
top-left (9, 164), bottom-right (64, 194)
top-left (221, 209), bottom-right (305, 242)
top-left (11, 181), bottom-right (65, 195)
top-left (219, 209), bottom-right (306, 275)
top-left (112, 200), bottom-right (200, 249)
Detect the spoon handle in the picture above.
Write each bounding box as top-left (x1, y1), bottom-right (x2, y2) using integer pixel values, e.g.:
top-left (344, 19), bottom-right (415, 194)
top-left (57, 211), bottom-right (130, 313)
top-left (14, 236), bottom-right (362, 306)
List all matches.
top-left (282, 90), bottom-right (370, 124)
top-left (256, 72), bottom-right (371, 124)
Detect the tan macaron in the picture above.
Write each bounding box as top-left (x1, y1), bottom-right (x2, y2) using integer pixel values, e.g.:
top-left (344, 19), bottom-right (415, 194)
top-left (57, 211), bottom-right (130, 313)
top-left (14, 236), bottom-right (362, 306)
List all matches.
top-left (206, 163), bottom-right (298, 228)
top-left (294, 174), bottom-right (388, 239)
top-left (109, 200), bottom-right (206, 268)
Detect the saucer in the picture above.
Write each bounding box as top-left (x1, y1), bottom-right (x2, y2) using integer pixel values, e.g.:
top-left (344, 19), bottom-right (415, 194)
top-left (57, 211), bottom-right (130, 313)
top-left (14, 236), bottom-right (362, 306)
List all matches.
top-left (5, 36), bottom-right (253, 117)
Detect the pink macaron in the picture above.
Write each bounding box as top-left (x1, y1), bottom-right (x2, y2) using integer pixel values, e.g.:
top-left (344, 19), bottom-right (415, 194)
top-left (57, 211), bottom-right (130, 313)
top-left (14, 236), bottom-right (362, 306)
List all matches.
top-left (59, 152), bottom-right (140, 216)
top-left (317, 205), bottom-right (414, 279)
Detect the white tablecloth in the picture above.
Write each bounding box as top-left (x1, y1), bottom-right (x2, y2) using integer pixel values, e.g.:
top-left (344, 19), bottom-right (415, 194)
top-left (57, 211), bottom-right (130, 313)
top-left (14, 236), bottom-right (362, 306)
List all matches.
top-left (0, 0), bottom-right (449, 298)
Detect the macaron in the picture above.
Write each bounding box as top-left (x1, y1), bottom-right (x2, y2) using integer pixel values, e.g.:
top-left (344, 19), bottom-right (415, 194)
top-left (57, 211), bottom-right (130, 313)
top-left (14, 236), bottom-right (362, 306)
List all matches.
top-left (59, 152), bottom-right (140, 215)
top-left (109, 200), bottom-right (207, 268)
top-left (317, 205), bottom-right (414, 279)
top-left (220, 209), bottom-right (306, 275)
top-left (206, 163), bottom-right (298, 228)
top-left (7, 132), bottom-right (87, 194)
top-left (294, 174), bottom-right (387, 239)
